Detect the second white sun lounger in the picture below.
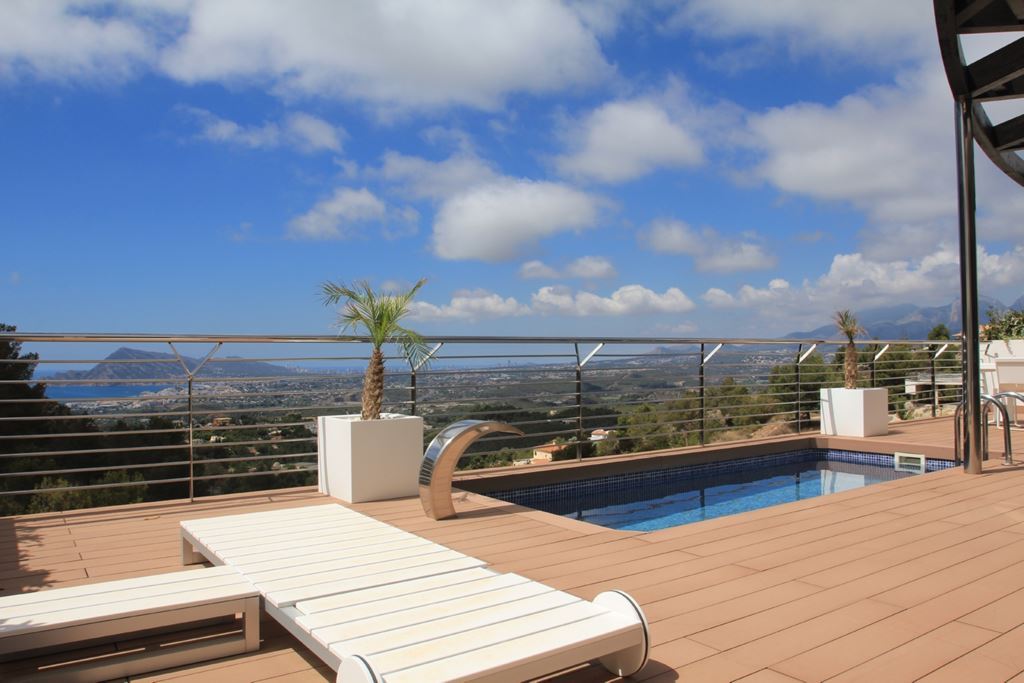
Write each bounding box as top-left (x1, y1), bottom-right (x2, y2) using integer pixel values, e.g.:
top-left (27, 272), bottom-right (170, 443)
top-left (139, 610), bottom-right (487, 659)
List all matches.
top-left (181, 503), bottom-right (649, 682)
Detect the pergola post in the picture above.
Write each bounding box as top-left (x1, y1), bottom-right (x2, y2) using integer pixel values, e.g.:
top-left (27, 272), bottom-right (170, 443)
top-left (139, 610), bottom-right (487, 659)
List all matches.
top-left (955, 97), bottom-right (984, 474)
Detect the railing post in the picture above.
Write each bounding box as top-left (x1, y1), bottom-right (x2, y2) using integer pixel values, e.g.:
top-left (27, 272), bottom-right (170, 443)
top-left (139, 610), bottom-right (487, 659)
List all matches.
top-left (795, 344), bottom-right (802, 432)
top-left (576, 365), bottom-right (583, 462)
top-left (187, 377), bottom-right (194, 502)
top-left (699, 343), bottom-right (706, 446)
top-left (930, 356), bottom-right (938, 417)
top-left (870, 352), bottom-right (877, 388)
top-left (410, 369), bottom-right (417, 416)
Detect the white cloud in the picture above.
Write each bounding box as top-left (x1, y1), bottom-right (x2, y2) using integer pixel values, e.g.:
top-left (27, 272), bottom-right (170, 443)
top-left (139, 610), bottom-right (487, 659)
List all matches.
top-left (408, 289), bottom-right (530, 321)
top-left (745, 63), bottom-right (954, 231)
top-left (285, 112), bottom-right (344, 152)
top-left (702, 244), bottom-right (1024, 324)
top-left (519, 260), bottom-right (561, 279)
top-left (158, 0), bottom-right (613, 111)
top-left (555, 98), bottom-right (703, 183)
top-left (565, 255), bottom-right (617, 279)
top-left (377, 151), bottom-right (499, 200)
top-left (703, 278), bottom-right (790, 308)
top-left (0, 1), bottom-right (152, 82)
top-left (432, 180), bottom-right (601, 262)
top-left (669, 0), bottom-right (934, 65)
top-left (519, 256), bottom-right (617, 280)
top-left (287, 187), bottom-right (386, 239)
top-left (181, 107), bottom-right (344, 153)
top-left (641, 219), bottom-right (775, 272)
top-left (532, 284), bottom-right (695, 316)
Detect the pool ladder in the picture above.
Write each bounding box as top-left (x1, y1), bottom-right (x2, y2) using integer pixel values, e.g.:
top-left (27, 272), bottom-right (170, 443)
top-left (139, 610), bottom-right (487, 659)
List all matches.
top-left (953, 392), bottom-right (1018, 466)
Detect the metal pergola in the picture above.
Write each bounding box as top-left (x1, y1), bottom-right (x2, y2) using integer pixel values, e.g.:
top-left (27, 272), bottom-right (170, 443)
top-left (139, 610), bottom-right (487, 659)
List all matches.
top-left (934, 0), bottom-right (1024, 473)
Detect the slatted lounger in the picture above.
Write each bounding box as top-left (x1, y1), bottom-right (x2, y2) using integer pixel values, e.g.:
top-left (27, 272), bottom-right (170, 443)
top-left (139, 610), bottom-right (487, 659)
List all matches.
top-left (0, 565), bottom-right (259, 682)
top-left (181, 503), bottom-right (649, 682)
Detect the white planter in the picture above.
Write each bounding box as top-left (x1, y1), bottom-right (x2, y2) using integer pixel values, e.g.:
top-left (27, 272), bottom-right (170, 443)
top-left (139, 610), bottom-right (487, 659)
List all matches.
top-left (316, 414), bottom-right (424, 503)
top-left (819, 387), bottom-right (888, 437)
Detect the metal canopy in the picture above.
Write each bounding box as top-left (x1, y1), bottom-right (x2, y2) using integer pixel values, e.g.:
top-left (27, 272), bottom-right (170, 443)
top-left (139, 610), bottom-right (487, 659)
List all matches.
top-left (936, 0), bottom-right (1024, 186)
top-left (934, 1), bottom-right (1024, 474)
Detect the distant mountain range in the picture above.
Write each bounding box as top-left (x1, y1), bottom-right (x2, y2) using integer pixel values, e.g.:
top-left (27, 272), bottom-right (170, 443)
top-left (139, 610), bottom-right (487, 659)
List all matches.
top-left (786, 294), bottom-right (1023, 340)
top-left (54, 347), bottom-right (301, 381)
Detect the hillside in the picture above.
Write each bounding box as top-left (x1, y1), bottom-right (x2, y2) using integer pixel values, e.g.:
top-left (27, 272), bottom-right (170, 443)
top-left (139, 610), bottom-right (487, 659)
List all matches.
top-left (786, 295), bottom-right (1015, 340)
top-left (55, 347), bottom-right (300, 380)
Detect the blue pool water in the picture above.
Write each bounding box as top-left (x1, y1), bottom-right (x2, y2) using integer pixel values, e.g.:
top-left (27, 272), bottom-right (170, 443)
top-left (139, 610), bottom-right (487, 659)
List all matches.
top-left (488, 449), bottom-right (953, 532)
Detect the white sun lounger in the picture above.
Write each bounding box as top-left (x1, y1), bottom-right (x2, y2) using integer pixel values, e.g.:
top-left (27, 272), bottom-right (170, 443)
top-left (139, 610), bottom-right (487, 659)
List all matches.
top-left (181, 503), bottom-right (649, 682)
top-left (0, 565), bottom-right (259, 682)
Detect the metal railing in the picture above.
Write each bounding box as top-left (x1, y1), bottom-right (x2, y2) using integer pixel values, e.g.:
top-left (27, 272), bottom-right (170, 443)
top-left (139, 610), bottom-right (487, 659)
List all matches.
top-left (0, 331), bottom-right (962, 515)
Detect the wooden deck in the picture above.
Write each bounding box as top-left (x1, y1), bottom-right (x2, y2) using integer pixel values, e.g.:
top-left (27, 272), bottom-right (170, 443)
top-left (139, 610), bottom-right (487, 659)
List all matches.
top-left (4, 418), bottom-right (1024, 682)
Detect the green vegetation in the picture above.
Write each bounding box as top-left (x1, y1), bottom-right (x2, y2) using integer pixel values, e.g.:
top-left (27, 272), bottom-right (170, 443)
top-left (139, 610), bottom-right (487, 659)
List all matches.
top-left (321, 278), bottom-right (429, 420)
top-left (984, 307), bottom-right (1024, 340)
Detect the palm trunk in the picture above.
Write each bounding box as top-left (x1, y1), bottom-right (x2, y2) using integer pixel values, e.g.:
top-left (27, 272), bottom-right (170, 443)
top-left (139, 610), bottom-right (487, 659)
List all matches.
top-left (362, 348), bottom-right (385, 419)
top-left (844, 341), bottom-right (858, 389)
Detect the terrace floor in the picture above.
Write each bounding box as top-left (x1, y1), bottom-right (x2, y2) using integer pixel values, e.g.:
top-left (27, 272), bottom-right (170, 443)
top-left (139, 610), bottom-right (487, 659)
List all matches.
top-left (5, 417), bottom-right (1024, 682)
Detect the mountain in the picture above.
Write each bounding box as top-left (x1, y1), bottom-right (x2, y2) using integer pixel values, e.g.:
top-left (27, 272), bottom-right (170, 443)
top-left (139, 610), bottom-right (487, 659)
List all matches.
top-left (786, 296), bottom-right (1014, 340)
top-left (55, 347), bottom-right (300, 380)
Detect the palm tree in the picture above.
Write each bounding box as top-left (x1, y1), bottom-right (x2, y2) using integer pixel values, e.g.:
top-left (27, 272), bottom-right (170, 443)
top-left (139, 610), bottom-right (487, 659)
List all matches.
top-left (321, 279), bottom-right (429, 420)
top-left (834, 309), bottom-right (864, 390)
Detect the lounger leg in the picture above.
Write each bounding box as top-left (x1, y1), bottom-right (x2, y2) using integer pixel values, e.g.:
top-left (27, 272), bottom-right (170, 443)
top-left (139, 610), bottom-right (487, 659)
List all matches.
top-left (338, 655), bottom-right (378, 683)
top-left (181, 537), bottom-right (205, 565)
top-left (593, 590), bottom-right (650, 677)
top-left (243, 596), bottom-right (261, 652)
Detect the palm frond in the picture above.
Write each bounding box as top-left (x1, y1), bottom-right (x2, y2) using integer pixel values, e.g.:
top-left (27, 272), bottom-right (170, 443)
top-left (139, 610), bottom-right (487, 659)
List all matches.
top-left (833, 310), bottom-right (864, 344)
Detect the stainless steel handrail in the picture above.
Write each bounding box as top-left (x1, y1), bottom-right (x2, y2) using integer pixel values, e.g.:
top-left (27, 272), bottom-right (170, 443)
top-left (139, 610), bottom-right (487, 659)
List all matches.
top-left (954, 395), bottom-right (1013, 466)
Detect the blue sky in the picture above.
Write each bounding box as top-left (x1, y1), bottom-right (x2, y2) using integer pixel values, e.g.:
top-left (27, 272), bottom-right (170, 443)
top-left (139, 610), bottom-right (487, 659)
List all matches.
top-left (2, 1), bottom-right (1023, 339)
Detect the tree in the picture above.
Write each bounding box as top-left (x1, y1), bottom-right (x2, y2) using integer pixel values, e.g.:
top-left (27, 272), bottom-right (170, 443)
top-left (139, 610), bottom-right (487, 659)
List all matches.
top-left (928, 324), bottom-right (951, 340)
top-left (834, 310), bottom-right (864, 389)
top-left (984, 307), bottom-right (1024, 340)
top-left (320, 279), bottom-right (429, 420)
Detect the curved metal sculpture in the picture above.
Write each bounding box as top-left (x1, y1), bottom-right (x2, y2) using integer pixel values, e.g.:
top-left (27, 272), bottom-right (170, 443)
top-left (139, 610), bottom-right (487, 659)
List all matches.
top-left (419, 419), bottom-right (524, 520)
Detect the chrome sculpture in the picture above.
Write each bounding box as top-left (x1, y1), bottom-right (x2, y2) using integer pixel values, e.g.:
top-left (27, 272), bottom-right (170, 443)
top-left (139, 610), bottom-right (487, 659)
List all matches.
top-left (419, 419), bottom-right (524, 520)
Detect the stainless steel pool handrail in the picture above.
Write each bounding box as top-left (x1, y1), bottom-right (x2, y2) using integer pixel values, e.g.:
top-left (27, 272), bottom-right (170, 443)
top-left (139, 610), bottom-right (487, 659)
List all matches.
top-left (954, 395), bottom-right (1013, 466)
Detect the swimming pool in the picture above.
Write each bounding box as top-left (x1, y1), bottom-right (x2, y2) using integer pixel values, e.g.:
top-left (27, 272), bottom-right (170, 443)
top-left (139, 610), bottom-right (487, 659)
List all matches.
top-left (486, 449), bottom-right (954, 532)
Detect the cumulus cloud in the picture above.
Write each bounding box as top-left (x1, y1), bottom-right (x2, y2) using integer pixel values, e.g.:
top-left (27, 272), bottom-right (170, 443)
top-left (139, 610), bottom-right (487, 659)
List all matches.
top-left (432, 180), bottom-right (601, 262)
top-left (668, 0), bottom-right (934, 65)
top-left (745, 64), bottom-right (954, 230)
top-left (555, 98), bottom-right (703, 183)
top-left (3, 2), bottom-right (616, 111)
top-left (377, 151), bottom-right (499, 200)
top-left (519, 260), bottom-right (561, 279)
top-left (408, 289), bottom-right (530, 321)
top-left (531, 284), bottom-right (695, 316)
top-left (287, 187), bottom-right (386, 239)
top-left (158, 1), bottom-right (613, 111)
top-left (641, 219), bottom-right (775, 272)
top-left (519, 256), bottom-right (617, 280)
top-left (411, 283), bottom-right (696, 320)
top-left (701, 243), bottom-right (1024, 325)
top-left (0, 1), bottom-right (152, 82)
top-left (181, 107), bottom-right (344, 153)
top-left (703, 279), bottom-right (790, 308)
top-left (565, 255), bottom-right (617, 279)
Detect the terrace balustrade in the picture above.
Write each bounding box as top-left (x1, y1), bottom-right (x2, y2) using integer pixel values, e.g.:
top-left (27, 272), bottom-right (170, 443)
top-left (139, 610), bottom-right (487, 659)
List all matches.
top-left (0, 332), bottom-right (963, 515)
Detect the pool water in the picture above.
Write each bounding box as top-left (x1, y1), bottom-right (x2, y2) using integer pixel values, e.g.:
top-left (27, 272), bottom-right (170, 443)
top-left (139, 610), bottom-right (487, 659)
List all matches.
top-left (488, 449), bottom-right (951, 532)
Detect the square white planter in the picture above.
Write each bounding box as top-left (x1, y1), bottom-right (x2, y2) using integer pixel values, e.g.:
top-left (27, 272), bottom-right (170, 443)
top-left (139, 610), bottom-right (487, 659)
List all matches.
top-left (819, 387), bottom-right (888, 437)
top-left (316, 414), bottom-right (424, 503)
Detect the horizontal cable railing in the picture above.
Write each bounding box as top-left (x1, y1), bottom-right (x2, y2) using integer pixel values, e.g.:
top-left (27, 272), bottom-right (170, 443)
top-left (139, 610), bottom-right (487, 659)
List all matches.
top-left (0, 331), bottom-right (962, 515)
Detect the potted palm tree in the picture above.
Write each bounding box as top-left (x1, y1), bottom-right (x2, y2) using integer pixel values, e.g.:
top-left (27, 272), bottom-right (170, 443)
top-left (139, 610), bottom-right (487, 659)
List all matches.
top-left (819, 310), bottom-right (888, 437)
top-left (316, 279), bottom-right (430, 503)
